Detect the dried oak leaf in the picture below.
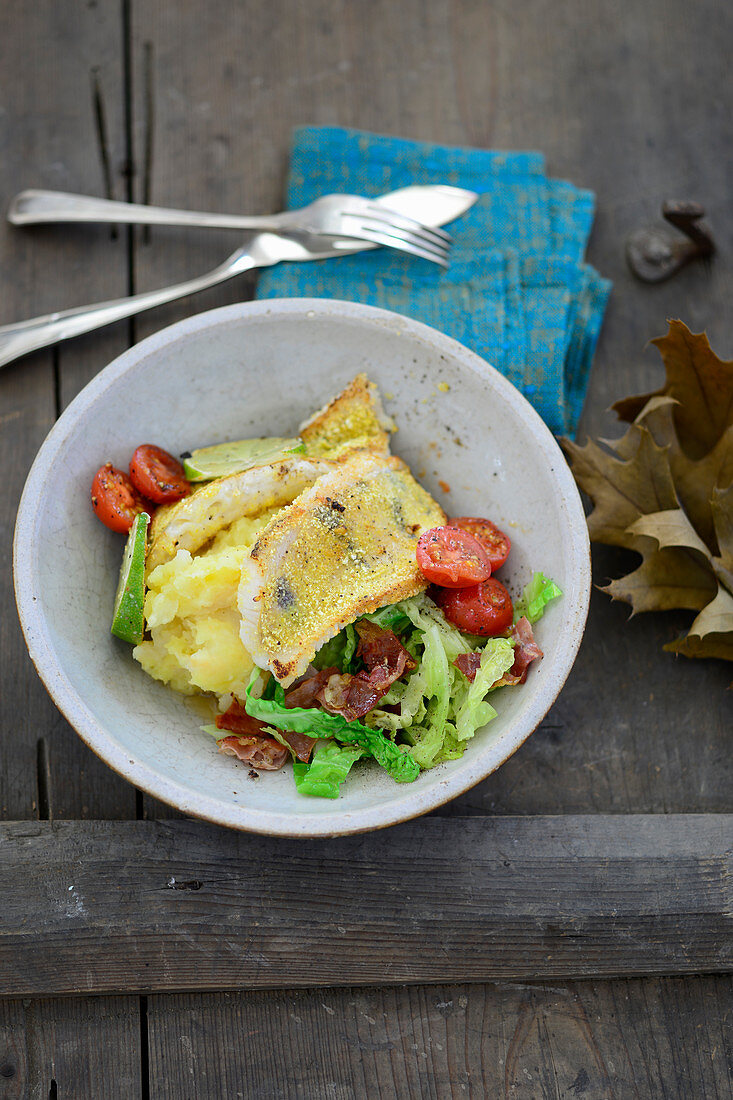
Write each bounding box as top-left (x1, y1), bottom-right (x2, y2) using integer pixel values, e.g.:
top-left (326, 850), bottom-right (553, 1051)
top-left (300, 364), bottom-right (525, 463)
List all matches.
top-left (561, 424), bottom-right (677, 552)
top-left (624, 393), bottom-right (733, 553)
top-left (613, 319), bottom-right (733, 459)
top-left (561, 320), bottom-right (733, 670)
top-left (675, 482), bottom-right (733, 660)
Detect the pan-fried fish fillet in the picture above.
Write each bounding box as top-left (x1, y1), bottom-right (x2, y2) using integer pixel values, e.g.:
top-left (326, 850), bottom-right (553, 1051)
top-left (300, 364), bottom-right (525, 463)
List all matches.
top-left (238, 451), bottom-right (446, 685)
top-left (299, 372), bottom-right (395, 459)
top-left (146, 457), bottom-right (335, 575)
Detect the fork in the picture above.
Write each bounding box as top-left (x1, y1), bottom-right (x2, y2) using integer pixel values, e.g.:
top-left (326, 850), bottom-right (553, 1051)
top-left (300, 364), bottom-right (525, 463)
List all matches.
top-left (0, 184), bottom-right (478, 369)
top-left (0, 226), bottom-right (450, 369)
top-left (8, 189), bottom-right (452, 267)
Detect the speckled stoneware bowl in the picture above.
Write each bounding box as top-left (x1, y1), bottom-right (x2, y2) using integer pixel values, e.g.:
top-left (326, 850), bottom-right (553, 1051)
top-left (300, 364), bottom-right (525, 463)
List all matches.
top-left (14, 299), bottom-right (590, 837)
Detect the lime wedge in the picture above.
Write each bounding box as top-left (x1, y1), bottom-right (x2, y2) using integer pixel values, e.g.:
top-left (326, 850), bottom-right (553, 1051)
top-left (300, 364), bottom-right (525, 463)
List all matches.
top-left (183, 436), bottom-right (304, 482)
top-left (111, 511), bottom-right (150, 645)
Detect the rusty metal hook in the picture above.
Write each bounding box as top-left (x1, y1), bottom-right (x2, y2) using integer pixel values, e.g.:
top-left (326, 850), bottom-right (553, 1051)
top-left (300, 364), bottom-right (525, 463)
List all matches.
top-left (626, 201), bottom-right (715, 283)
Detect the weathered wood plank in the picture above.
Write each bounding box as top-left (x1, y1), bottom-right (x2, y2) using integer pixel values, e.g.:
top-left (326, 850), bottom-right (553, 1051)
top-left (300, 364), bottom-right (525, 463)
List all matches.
top-left (0, 0), bottom-right (136, 822)
top-left (0, 5), bottom-right (144, 1093)
top-left (0, 997), bottom-right (142, 1100)
top-left (0, 816), bottom-right (730, 995)
top-left (145, 976), bottom-right (733, 1100)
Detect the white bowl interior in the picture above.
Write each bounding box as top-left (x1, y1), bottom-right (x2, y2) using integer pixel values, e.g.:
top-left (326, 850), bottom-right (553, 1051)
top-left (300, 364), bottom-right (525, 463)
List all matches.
top-left (15, 300), bottom-right (589, 836)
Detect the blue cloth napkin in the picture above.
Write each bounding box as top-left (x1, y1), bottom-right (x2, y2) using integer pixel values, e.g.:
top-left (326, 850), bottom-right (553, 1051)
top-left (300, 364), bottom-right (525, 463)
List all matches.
top-left (256, 127), bottom-right (611, 436)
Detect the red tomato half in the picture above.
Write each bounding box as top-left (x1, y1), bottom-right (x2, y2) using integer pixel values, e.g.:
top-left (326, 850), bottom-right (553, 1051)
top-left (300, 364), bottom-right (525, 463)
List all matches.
top-left (450, 516), bottom-right (511, 571)
top-left (437, 577), bottom-right (514, 636)
top-left (91, 463), bottom-right (148, 533)
top-left (129, 444), bottom-right (190, 504)
top-left (416, 526), bottom-right (491, 588)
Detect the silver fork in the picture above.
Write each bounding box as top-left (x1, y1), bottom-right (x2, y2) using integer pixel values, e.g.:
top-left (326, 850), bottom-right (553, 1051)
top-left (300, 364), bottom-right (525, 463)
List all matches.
top-left (9, 189), bottom-right (452, 266)
top-left (0, 184), bottom-right (478, 369)
top-left (0, 229), bottom-right (445, 370)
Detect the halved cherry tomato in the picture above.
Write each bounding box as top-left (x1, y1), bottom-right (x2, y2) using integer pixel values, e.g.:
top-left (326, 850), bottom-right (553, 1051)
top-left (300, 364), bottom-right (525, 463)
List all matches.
top-left (91, 463), bottom-right (148, 533)
top-left (129, 444), bottom-right (190, 504)
top-left (436, 577), bottom-right (514, 636)
top-left (450, 517), bottom-right (511, 571)
top-left (416, 526), bottom-right (491, 588)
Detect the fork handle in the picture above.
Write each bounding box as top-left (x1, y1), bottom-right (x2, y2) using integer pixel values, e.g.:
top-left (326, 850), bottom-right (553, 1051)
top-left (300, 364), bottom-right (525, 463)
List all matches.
top-left (0, 257), bottom-right (255, 369)
top-left (8, 190), bottom-right (292, 232)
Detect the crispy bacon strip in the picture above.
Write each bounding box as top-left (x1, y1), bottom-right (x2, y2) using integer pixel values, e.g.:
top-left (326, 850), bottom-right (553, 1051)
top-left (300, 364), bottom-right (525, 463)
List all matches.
top-left (279, 730), bottom-right (317, 763)
top-left (216, 698), bottom-right (314, 766)
top-left (454, 651), bottom-right (482, 681)
top-left (217, 735), bottom-right (288, 770)
top-left (355, 621), bottom-right (416, 674)
top-left (283, 668), bottom-right (338, 710)
top-left (507, 616), bottom-right (543, 684)
top-left (454, 617), bottom-right (543, 686)
top-left (216, 698), bottom-right (269, 737)
top-left (283, 622), bottom-right (416, 722)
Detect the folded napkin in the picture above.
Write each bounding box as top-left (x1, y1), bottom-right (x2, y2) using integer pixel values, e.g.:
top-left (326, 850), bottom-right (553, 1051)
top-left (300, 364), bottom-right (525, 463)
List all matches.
top-left (256, 128), bottom-right (611, 436)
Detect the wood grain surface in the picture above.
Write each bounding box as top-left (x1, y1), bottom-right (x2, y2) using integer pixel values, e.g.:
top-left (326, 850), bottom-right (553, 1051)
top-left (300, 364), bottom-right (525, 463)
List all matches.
top-left (0, 0), bottom-right (135, 824)
top-left (142, 978), bottom-right (733, 1100)
top-left (0, 5), bottom-right (144, 1095)
top-left (0, 999), bottom-right (142, 1100)
top-left (1, 816), bottom-right (730, 996)
top-left (1, 0), bottom-right (732, 1096)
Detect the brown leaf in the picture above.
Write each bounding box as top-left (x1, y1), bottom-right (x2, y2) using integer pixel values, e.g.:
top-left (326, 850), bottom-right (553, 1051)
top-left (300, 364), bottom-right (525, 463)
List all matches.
top-left (601, 546), bottom-right (717, 614)
top-left (671, 429), bottom-right (733, 554)
top-left (664, 584), bottom-right (733, 662)
top-left (613, 320), bottom-right (733, 459)
top-left (605, 395), bottom-right (678, 459)
top-left (665, 632), bottom-right (733, 662)
top-left (561, 427), bottom-right (677, 551)
top-left (711, 484), bottom-right (733, 596)
top-left (712, 484), bottom-right (733, 571)
top-left (568, 321), bottom-right (733, 671)
top-left (629, 398), bottom-right (733, 554)
top-left (627, 509), bottom-right (711, 558)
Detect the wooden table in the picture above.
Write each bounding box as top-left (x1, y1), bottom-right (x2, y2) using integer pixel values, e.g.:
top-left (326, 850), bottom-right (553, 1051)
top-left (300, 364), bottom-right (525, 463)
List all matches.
top-left (1, 2), bottom-right (731, 1096)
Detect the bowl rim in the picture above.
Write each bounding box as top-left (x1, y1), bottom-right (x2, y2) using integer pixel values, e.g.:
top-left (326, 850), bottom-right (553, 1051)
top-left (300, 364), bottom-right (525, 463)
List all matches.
top-left (14, 298), bottom-right (590, 837)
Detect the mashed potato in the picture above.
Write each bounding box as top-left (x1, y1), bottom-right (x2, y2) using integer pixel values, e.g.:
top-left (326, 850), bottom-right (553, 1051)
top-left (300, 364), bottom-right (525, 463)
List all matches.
top-left (133, 510), bottom-right (278, 699)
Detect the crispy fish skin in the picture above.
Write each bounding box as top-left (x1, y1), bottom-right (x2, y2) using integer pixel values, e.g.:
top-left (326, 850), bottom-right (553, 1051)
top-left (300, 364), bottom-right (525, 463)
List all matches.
top-left (147, 375), bottom-right (392, 576)
top-left (146, 457), bottom-right (335, 575)
top-left (299, 372), bottom-right (395, 459)
top-left (238, 451), bottom-right (446, 685)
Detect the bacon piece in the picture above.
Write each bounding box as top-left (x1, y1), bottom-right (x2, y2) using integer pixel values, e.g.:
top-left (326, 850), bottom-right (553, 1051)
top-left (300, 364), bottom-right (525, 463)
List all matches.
top-left (216, 698), bottom-right (269, 737)
top-left (454, 651), bottom-right (482, 682)
top-left (217, 735), bottom-right (288, 770)
top-left (318, 666), bottom-right (389, 722)
top-left (355, 621), bottom-right (417, 676)
top-left (282, 622), bottom-right (416, 722)
top-left (280, 729), bottom-right (317, 763)
top-left (325, 621), bottom-right (416, 720)
top-left (454, 617), bottom-right (543, 687)
top-left (283, 667), bottom-right (338, 710)
top-left (216, 697), bottom-right (314, 766)
top-left (507, 615), bottom-right (543, 683)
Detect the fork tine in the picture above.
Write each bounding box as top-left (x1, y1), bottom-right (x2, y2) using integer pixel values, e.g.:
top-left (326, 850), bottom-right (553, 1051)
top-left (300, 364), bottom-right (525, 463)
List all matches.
top-left (351, 224), bottom-right (449, 266)
top-left (359, 216), bottom-right (453, 255)
top-left (352, 218), bottom-right (451, 259)
top-left (364, 203), bottom-right (453, 245)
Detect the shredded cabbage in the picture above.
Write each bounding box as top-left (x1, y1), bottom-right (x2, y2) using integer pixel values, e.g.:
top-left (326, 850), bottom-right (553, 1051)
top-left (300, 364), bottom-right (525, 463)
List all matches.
top-left (293, 741), bottom-right (365, 799)
top-left (514, 572), bottom-right (563, 624)
top-left (368, 593), bottom-right (515, 768)
top-left (245, 676), bottom-right (419, 783)
top-left (232, 573), bottom-right (561, 797)
top-left (312, 622), bottom-right (358, 672)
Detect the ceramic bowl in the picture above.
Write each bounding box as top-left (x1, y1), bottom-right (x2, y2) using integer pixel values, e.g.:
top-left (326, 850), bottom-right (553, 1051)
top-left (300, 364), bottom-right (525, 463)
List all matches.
top-left (14, 299), bottom-right (590, 836)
